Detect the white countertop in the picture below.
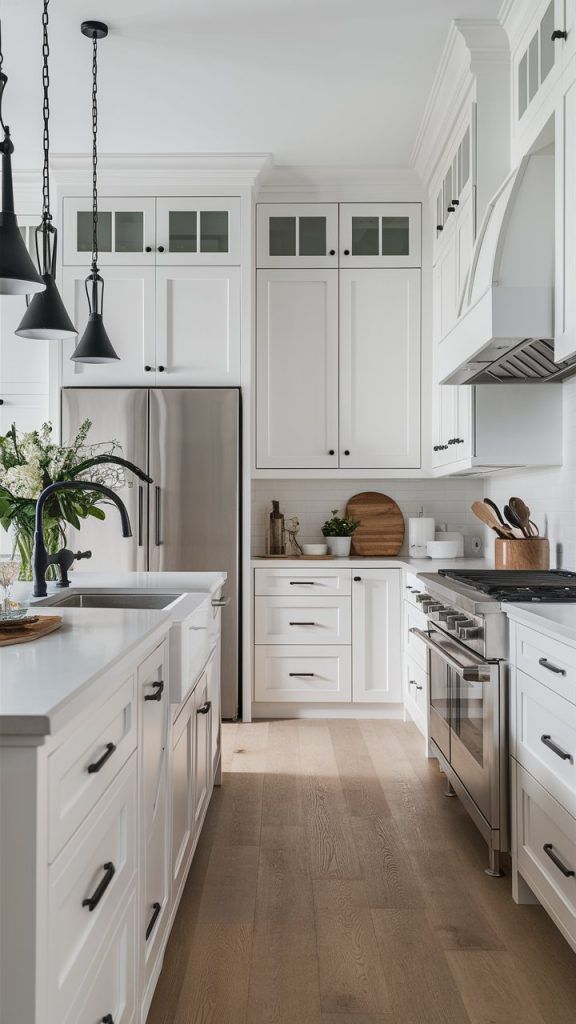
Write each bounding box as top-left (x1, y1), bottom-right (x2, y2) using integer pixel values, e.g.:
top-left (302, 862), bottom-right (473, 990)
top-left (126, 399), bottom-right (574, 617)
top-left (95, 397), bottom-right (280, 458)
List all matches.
top-left (505, 603), bottom-right (576, 647)
top-left (1, 571), bottom-right (227, 738)
top-left (251, 556), bottom-right (493, 572)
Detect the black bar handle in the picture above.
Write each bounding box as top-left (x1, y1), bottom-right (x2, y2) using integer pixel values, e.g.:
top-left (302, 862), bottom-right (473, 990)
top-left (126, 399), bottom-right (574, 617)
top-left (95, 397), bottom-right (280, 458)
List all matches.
top-left (155, 485), bottom-right (162, 546)
top-left (543, 843), bottom-right (575, 877)
top-left (289, 672), bottom-right (315, 677)
top-left (137, 485), bottom-right (144, 547)
top-left (146, 901), bottom-right (162, 940)
top-left (289, 581), bottom-right (315, 585)
top-left (144, 680), bottom-right (164, 702)
top-left (289, 621), bottom-right (317, 626)
top-left (196, 700), bottom-right (212, 715)
top-left (539, 657), bottom-right (566, 676)
top-left (87, 741), bottom-right (117, 774)
top-left (541, 734), bottom-right (573, 762)
top-left (82, 861), bottom-right (115, 911)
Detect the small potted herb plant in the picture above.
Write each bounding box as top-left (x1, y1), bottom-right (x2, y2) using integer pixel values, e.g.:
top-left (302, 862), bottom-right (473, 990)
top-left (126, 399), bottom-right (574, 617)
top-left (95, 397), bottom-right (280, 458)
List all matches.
top-left (321, 509), bottom-right (360, 557)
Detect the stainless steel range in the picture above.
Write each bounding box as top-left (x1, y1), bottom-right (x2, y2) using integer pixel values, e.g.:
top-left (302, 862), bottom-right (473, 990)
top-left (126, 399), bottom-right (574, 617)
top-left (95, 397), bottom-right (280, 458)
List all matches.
top-left (410, 568), bottom-right (576, 876)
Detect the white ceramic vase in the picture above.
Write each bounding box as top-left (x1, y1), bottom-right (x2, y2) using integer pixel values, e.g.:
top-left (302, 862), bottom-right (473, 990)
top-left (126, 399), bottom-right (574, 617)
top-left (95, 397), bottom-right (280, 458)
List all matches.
top-left (326, 536), bottom-right (352, 557)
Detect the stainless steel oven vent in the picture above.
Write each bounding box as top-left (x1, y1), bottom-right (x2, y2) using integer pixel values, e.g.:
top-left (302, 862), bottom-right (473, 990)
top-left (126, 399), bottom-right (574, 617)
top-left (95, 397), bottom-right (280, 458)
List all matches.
top-left (467, 338), bottom-right (576, 384)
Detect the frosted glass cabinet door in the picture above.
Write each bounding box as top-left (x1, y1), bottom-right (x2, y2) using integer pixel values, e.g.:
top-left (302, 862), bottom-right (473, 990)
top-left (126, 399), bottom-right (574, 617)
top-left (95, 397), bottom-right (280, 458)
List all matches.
top-left (62, 197), bottom-right (156, 266)
top-left (257, 204), bottom-right (339, 268)
top-left (155, 266), bottom-right (241, 385)
top-left (256, 269), bottom-right (339, 468)
top-left (339, 269), bottom-right (421, 469)
top-left (340, 203), bottom-right (421, 268)
top-left (155, 198), bottom-right (240, 265)
top-left (61, 266), bottom-right (156, 386)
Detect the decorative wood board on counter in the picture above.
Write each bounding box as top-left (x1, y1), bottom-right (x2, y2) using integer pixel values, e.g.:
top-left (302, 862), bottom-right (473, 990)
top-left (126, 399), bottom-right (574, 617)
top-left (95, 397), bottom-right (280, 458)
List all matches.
top-left (0, 615), bottom-right (63, 647)
top-left (347, 491), bottom-right (405, 556)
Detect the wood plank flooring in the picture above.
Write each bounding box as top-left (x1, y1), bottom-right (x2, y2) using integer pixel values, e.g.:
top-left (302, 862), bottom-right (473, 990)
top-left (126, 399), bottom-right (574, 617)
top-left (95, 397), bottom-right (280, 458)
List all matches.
top-left (148, 719), bottom-right (576, 1024)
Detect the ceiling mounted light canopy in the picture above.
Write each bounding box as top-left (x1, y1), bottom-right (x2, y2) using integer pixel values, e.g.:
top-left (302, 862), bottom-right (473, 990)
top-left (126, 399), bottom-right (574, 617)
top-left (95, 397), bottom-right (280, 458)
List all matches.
top-left (71, 20), bottom-right (119, 363)
top-left (0, 23), bottom-right (46, 296)
top-left (16, 0), bottom-right (77, 339)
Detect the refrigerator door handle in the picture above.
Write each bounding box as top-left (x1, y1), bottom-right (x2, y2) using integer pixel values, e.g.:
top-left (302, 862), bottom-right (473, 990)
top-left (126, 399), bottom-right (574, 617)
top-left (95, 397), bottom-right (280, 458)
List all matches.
top-left (154, 486), bottom-right (163, 546)
top-left (138, 485), bottom-right (144, 547)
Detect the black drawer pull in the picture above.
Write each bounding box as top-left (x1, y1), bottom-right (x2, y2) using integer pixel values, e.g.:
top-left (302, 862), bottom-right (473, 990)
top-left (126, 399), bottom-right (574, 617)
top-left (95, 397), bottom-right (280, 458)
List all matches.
top-left (289, 581), bottom-right (315, 585)
top-left (196, 700), bottom-right (211, 715)
top-left (289, 621), bottom-right (317, 626)
top-left (144, 680), bottom-right (164, 701)
top-left (354, 576), bottom-right (362, 582)
top-left (543, 843), bottom-right (575, 878)
top-left (538, 657), bottom-right (566, 676)
top-left (541, 735), bottom-right (573, 762)
top-left (415, 684), bottom-right (423, 691)
top-left (146, 901), bottom-right (162, 941)
top-left (101, 1016), bottom-right (114, 1024)
top-left (82, 862), bottom-right (115, 912)
top-left (87, 741), bottom-right (117, 774)
top-left (289, 672), bottom-right (315, 677)
top-left (551, 29), bottom-right (568, 40)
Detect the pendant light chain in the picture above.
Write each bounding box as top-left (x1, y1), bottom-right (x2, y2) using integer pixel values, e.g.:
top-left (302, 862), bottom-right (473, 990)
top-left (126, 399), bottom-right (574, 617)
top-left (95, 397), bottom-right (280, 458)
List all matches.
top-left (91, 31), bottom-right (99, 269)
top-left (41, 0), bottom-right (51, 223)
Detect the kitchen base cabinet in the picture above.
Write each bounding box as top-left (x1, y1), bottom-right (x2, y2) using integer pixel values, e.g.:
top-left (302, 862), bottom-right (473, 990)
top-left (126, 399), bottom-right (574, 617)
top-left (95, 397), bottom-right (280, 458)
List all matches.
top-left (352, 570), bottom-right (402, 702)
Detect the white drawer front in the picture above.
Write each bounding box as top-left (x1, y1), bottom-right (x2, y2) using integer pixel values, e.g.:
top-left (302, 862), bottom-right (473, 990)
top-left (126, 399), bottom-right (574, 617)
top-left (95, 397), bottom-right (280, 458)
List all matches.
top-left (254, 645), bottom-right (352, 702)
top-left (515, 625), bottom-right (576, 702)
top-left (48, 674), bottom-right (137, 861)
top-left (255, 596), bottom-right (351, 645)
top-left (64, 890), bottom-right (137, 1024)
top-left (254, 567), bottom-right (351, 597)
top-left (514, 669), bottom-right (576, 813)
top-left (404, 601), bottom-right (428, 669)
top-left (404, 573), bottom-right (426, 609)
top-left (405, 655), bottom-right (428, 722)
top-left (515, 764), bottom-right (576, 942)
top-left (48, 756), bottom-right (137, 1018)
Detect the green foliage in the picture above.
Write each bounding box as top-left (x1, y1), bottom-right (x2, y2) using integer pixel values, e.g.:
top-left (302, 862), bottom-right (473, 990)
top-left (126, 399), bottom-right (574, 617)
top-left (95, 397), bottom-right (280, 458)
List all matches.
top-left (321, 509), bottom-right (361, 538)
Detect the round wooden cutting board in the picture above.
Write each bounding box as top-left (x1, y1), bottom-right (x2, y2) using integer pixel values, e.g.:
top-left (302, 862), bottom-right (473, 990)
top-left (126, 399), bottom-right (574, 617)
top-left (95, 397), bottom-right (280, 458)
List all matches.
top-left (346, 492), bottom-right (405, 556)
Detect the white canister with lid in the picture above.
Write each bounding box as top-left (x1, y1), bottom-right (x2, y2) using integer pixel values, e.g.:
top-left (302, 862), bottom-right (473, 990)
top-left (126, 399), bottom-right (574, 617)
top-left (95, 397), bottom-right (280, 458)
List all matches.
top-left (408, 516), bottom-right (435, 557)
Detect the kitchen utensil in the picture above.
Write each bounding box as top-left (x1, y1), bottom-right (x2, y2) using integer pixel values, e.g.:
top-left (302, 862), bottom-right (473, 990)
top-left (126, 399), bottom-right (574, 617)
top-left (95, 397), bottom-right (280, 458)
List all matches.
top-left (408, 516), bottom-right (435, 557)
top-left (426, 540), bottom-right (460, 559)
top-left (504, 503), bottom-right (530, 539)
top-left (302, 544), bottom-right (329, 555)
top-left (471, 500), bottom-right (514, 539)
top-left (0, 614), bottom-right (62, 647)
top-left (509, 496), bottom-right (535, 537)
top-left (495, 538), bottom-right (550, 570)
top-left (346, 492), bottom-right (404, 556)
top-left (483, 498), bottom-right (507, 529)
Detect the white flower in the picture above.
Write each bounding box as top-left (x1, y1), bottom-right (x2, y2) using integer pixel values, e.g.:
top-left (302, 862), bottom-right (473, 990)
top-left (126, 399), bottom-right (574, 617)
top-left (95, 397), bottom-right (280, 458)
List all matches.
top-left (4, 460), bottom-right (44, 498)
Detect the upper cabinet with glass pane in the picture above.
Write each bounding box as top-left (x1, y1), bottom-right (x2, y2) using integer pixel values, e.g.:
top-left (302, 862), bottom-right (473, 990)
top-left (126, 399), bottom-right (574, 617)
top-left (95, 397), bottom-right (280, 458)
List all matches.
top-left (257, 204), bottom-right (338, 268)
top-left (63, 197), bottom-right (240, 266)
top-left (340, 204), bottom-right (421, 268)
top-left (513, 0), bottom-right (572, 133)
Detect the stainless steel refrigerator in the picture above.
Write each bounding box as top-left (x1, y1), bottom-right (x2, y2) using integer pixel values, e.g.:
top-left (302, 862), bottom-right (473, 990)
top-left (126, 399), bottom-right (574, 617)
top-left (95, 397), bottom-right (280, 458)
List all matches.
top-left (62, 387), bottom-right (241, 719)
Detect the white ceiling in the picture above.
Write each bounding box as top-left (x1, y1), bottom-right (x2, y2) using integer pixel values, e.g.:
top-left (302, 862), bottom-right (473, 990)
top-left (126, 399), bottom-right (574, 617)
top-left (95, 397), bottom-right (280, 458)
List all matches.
top-left (2, 0), bottom-right (501, 170)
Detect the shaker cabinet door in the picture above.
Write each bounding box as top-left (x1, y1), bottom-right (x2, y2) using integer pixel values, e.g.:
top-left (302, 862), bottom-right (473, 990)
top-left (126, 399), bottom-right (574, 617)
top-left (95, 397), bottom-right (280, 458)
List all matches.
top-left (256, 269), bottom-right (339, 468)
top-left (339, 268), bottom-right (421, 469)
top-left (155, 266), bottom-right (241, 385)
top-left (61, 265), bottom-right (156, 386)
top-left (352, 570), bottom-right (402, 702)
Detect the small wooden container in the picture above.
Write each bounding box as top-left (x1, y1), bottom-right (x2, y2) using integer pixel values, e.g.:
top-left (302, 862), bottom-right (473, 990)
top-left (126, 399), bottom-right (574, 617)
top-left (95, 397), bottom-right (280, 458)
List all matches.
top-left (494, 538), bottom-right (550, 570)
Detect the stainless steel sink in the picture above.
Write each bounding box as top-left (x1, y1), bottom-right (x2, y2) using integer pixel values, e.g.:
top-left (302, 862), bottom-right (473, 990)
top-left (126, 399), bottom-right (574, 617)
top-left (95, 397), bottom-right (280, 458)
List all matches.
top-left (37, 591), bottom-right (179, 610)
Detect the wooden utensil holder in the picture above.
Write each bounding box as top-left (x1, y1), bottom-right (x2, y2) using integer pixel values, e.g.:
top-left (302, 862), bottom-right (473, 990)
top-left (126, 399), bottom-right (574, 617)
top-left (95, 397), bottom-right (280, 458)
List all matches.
top-left (494, 538), bottom-right (550, 570)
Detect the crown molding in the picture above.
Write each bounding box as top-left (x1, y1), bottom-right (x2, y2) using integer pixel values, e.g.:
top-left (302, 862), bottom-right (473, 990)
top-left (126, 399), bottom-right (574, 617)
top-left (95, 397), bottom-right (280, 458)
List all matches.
top-left (50, 152), bottom-right (273, 195)
top-left (257, 163), bottom-right (423, 196)
top-left (499, 0), bottom-right (541, 42)
top-left (7, 170), bottom-right (43, 214)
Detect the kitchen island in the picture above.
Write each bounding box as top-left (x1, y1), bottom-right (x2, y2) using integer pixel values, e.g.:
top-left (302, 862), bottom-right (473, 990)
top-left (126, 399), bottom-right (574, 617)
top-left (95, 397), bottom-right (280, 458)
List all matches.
top-left (0, 571), bottom-right (225, 1024)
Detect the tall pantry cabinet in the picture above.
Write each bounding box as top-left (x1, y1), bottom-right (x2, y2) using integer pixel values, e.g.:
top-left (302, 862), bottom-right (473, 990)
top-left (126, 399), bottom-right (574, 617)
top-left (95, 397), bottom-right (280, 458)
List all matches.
top-left (256, 202), bottom-right (422, 471)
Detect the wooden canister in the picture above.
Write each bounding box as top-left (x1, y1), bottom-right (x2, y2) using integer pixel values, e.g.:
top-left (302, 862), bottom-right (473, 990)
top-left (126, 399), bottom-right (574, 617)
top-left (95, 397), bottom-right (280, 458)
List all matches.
top-left (494, 537), bottom-right (550, 570)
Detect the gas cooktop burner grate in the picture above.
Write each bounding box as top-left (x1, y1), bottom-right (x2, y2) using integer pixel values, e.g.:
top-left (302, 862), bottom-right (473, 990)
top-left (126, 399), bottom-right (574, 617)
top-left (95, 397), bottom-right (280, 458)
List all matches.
top-left (438, 569), bottom-right (576, 602)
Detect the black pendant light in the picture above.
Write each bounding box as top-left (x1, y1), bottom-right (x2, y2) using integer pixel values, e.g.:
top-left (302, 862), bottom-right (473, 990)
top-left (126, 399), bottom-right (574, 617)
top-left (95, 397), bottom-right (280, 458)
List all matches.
top-left (70, 21), bottom-right (119, 363)
top-left (0, 23), bottom-right (45, 295)
top-left (16, 0), bottom-right (77, 339)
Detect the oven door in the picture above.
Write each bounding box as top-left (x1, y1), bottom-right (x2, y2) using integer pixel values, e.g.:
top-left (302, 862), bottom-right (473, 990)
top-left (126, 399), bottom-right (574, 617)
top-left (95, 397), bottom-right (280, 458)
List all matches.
top-left (410, 626), bottom-right (500, 824)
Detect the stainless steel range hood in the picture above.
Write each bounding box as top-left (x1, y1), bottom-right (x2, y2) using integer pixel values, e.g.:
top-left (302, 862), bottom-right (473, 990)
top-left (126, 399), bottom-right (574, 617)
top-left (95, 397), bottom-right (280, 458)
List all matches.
top-left (437, 152), bottom-right (576, 384)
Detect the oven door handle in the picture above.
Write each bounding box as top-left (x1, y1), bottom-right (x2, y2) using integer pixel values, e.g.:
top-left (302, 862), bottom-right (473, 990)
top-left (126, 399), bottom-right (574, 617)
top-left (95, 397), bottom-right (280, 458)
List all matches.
top-left (409, 627), bottom-right (493, 682)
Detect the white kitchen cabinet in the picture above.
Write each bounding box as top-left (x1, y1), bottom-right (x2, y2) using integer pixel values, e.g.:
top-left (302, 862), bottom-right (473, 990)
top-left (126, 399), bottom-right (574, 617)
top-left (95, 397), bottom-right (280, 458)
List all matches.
top-left (61, 265), bottom-right (156, 386)
top-left (206, 643), bottom-right (222, 783)
top-left (340, 203), bottom-right (421, 268)
top-left (139, 640), bottom-right (170, 1012)
top-left (155, 266), bottom-right (240, 384)
top-left (156, 197), bottom-right (240, 265)
top-left (352, 570), bottom-right (402, 703)
top-left (62, 197), bottom-right (156, 266)
top-left (257, 203), bottom-right (339, 268)
top-left (171, 690), bottom-right (195, 905)
top-left (256, 269), bottom-right (339, 468)
top-left (555, 76), bottom-right (576, 361)
top-left (254, 645), bottom-right (353, 703)
top-left (339, 268), bottom-right (421, 469)
top-left (193, 663), bottom-right (212, 831)
top-left (513, 1), bottom-right (573, 136)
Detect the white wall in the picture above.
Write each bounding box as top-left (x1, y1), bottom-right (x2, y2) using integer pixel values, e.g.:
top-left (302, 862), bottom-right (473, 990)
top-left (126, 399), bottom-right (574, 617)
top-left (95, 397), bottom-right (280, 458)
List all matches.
top-left (485, 378), bottom-right (576, 569)
top-left (252, 477), bottom-right (485, 556)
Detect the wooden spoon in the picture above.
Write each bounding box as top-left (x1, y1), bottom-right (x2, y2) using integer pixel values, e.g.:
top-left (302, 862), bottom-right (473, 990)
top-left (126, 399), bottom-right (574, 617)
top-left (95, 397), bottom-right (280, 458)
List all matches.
top-left (504, 503), bottom-right (530, 539)
top-left (471, 501), bottom-right (515, 539)
top-left (510, 497), bottom-right (535, 538)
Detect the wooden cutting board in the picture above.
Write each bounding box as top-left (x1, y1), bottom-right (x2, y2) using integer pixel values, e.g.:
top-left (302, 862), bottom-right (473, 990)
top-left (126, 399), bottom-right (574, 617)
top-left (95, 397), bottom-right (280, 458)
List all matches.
top-left (346, 492), bottom-right (405, 556)
top-left (0, 615), bottom-right (63, 647)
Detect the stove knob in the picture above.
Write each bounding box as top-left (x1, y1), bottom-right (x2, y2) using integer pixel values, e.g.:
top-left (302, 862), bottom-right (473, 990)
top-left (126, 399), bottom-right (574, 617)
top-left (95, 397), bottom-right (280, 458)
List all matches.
top-left (446, 614), bottom-right (467, 630)
top-left (427, 603), bottom-right (446, 617)
top-left (415, 594), bottom-right (428, 604)
top-left (437, 609), bottom-right (453, 622)
top-left (460, 626), bottom-right (483, 640)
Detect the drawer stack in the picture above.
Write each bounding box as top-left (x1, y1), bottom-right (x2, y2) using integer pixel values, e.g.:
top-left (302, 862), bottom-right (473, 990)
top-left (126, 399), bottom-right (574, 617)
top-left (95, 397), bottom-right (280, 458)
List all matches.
top-left (511, 622), bottom-right (576, 954)
top-left (254, 568), bottom-right (352, 702)
top-left (403, 572), bottom-right (429, 739)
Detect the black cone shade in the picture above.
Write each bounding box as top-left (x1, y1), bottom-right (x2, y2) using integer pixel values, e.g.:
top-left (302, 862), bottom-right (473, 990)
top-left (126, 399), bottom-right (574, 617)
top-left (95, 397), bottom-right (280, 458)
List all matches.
top-left (0, 211), bottom-right (45, 295)
top-left (15, 272), bottom-right (77, 339)
top-left (70, 311), bottom-right (119, 363)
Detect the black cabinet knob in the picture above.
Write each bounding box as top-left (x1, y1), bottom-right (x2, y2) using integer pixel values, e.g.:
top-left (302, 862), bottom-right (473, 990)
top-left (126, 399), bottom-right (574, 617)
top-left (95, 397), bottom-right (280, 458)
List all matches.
top-left (344, 449), bottom-right (350, 455)
top-left (329, 249), bottom-right (336, 255)
top-left (145, 246), bottom-right (152, 252)
top-left (436, 225), bottom-right (444, 232)
top-left (158, 245), bottom-right (165, 252)
top-left (158, 365), bottom-right (165, 372)
top-left (354, 576), bottom-right (362, 582)
top-left (144, 365), bottom-right (153, 372)
top-left (451, 199), bottom-right (460, 206)
top-left (552, 29), bottom-right (568, 40)
top-left (343, 249), bottom-right (350, 256)
top-left (447, 205), bottom-right (455, 213)
top-left (329, 449), bottom-right (335, 455)
top-left (0, 398), bottom-right (4, 405)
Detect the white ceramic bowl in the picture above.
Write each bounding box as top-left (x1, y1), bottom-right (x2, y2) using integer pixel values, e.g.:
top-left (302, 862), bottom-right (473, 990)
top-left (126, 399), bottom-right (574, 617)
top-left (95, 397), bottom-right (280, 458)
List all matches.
top-left (426, 540), bottom-right (460, 559)
top-left (302, 543), bottom-right (328, 556)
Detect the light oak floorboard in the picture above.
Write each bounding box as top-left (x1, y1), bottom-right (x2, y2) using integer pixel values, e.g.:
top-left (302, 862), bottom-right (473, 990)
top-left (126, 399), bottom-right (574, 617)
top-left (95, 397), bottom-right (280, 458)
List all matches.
top-left (447, 950), bottom-right (548, 1024)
